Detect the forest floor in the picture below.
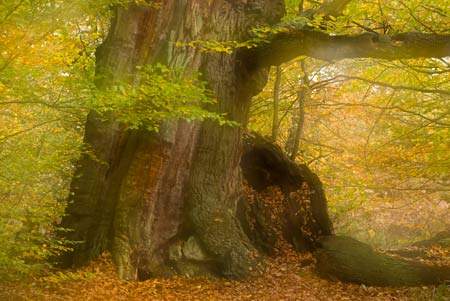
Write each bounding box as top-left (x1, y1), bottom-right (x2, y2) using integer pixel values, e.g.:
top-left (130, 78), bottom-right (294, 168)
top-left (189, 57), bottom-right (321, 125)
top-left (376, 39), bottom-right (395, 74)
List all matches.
top-left (1, 248), bottom-right (449, 301)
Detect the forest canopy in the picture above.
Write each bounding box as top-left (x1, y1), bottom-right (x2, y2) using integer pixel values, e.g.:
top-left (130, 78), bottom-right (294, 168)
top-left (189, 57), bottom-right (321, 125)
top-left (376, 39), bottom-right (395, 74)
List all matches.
top-left (0, 0), bottom-right (449, 299)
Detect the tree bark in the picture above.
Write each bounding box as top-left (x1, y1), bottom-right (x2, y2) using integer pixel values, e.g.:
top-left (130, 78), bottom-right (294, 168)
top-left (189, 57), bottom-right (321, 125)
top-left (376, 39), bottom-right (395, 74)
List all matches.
top-left (271, 66), bottom-right (282, 141)
top-left (60, 0), bottom-right (450, 282)
top-left (286, 60), bottom-right (309, 160)
top-left (61, 0), bottom-right (289, 280)
top-left (315, 236), bottom-right (450, 286)
top-left (251, 31), bottom-right (450, 67)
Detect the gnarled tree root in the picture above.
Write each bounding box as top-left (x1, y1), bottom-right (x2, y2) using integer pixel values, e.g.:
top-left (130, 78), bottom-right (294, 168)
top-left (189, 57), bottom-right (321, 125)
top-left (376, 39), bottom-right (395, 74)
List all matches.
top-left (315, 235), bottom-right (450, 286)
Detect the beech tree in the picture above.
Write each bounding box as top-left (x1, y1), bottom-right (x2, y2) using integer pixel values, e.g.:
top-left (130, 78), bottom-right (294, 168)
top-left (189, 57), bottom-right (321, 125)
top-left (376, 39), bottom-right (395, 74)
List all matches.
top-left (60, 0), bottom-right (450, 280)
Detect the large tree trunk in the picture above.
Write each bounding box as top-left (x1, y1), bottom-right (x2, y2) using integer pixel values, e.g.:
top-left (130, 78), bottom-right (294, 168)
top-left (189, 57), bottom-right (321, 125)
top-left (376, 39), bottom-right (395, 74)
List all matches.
top-left (60, 0), bottom-right (450, 283)
top-left (60, 0), bottom-right (292, 280)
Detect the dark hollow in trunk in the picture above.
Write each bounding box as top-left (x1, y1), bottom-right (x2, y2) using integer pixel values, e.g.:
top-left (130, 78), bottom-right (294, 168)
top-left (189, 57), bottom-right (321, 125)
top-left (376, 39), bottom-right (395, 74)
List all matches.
top-left (239, 133), bottom-right (333, 254)
top-left (315, 236), bottom-right (450, 286)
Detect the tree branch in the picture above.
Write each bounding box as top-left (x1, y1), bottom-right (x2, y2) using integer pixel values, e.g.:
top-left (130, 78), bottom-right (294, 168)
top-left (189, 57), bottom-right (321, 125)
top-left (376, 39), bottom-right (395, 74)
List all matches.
top-left (250, 30), bottom-right (450, 67)
top-left (315, 0), bottom-right (352, 17)
top-left (320, 74), bottom-right (450, 95)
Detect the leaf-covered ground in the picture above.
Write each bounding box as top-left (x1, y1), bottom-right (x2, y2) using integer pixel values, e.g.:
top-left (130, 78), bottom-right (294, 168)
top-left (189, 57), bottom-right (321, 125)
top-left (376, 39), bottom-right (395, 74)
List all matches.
top-left (2, 184), bottom-right (448, 300)
top-left (2, 250), bottom-right (448, 301)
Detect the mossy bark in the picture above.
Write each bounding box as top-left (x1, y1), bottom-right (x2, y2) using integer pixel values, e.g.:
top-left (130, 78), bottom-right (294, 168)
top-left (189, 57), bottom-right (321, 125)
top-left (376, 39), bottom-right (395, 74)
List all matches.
top-left (315, 236), bottom-right (450, 286)
top-left (61, 0), bottom-right (288, 280)
top-left (60, 0), bottom-right (450, 284)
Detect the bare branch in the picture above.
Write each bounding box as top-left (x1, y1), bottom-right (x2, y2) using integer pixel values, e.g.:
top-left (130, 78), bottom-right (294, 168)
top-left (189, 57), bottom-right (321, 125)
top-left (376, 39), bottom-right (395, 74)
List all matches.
top-left (0, 119), bottom-right (62, 144)
top-left (320, 74), bottom-right (450, 95)
top-left (316, 0), bottom-right (353, 17)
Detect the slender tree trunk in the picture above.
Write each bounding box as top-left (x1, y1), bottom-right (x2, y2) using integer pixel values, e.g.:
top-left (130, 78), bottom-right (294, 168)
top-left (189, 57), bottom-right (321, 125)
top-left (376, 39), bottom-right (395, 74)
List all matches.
top-left (287, 89), bottom-right (306, 160)
top-left (286, 60), bottom-right (309, 160)
top-left (271, 66), bottom-right (282, 141)
top-left (298, 0), bottom-right (305, 14)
